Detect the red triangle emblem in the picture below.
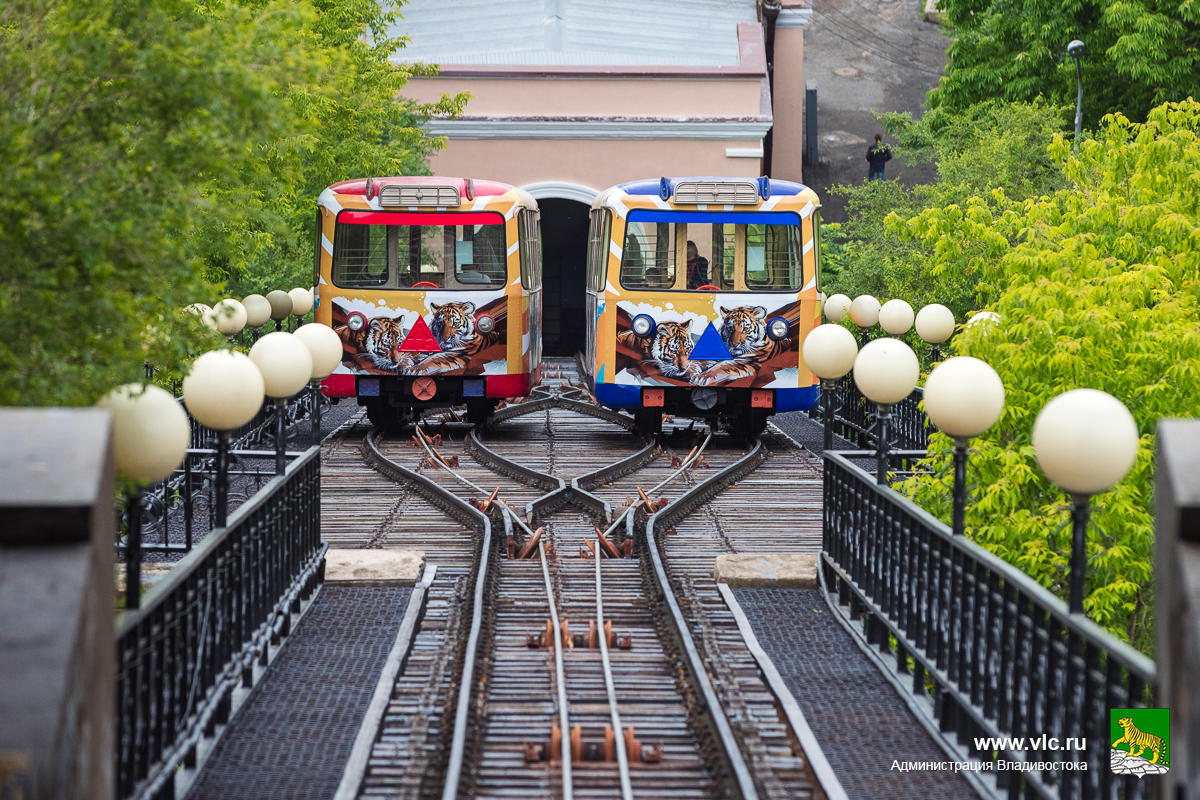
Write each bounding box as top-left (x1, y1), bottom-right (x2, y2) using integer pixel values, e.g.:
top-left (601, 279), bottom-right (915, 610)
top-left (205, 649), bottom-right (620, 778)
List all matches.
top-left (399, 315), bottom-right (442, 352)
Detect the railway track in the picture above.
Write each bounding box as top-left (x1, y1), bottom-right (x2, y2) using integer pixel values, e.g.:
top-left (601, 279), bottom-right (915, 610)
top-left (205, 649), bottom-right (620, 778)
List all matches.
top-left (321, 357), bottom-right (837, 799)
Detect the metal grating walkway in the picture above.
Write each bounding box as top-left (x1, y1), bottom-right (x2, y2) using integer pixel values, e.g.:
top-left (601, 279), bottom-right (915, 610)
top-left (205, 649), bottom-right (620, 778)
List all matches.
top-left (187, 586), bottom-right (412, 800)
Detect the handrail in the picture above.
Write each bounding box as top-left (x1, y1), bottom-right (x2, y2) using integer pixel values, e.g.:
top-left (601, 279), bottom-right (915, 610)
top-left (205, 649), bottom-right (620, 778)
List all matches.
top-left (115, 445), bottom-right (325, 800)
top-left (821, 450), bottom-right (1156, 799)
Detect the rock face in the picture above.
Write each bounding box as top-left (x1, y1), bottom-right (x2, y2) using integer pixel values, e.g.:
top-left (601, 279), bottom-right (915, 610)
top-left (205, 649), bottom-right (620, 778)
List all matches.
top-left (1110, 748), bottom-right (1170, 777)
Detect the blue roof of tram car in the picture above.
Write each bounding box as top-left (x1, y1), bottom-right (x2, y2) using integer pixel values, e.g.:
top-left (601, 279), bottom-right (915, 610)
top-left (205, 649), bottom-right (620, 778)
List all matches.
top-left (617, 177), bottom-right (808, 198)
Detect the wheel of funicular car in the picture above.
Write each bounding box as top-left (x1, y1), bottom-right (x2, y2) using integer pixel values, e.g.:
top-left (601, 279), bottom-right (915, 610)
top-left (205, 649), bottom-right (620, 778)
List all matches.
top-left (466, 397), bottom-right (495, 426)
top-left (364, 398), bottom-right (409, 432)
top-left (731, 408), bottom-right (768, 440)
top-left (634, 408), bottom-right (662, 436)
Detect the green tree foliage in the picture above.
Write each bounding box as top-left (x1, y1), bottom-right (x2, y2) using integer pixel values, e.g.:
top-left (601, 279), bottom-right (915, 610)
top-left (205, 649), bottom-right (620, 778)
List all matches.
top-left (822, 101), bottom-right (1068, 319)
top-left (896, 100), bottom-right (1200, 653)
top-left (931, 0), bottom-right (1200, 124)
top-left (0, 0), bottom-right (464, 407)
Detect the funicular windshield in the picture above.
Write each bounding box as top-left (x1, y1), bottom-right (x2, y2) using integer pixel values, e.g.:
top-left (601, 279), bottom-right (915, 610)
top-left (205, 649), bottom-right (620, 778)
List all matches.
top-left (619, 211), bottom-right (804, 292)
top-left (331, 210), bottom-right (507, 289)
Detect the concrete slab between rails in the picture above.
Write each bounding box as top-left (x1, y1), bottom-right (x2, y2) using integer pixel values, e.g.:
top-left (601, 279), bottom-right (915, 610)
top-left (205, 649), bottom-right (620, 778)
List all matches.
top-left (325, 550), bottom-right (424, 585)
top-left (713, 554), bottom-right (818, 589)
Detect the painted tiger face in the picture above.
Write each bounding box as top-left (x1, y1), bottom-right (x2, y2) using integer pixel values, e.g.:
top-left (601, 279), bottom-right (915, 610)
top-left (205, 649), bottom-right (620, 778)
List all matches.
top-left (363, 315), bottom-right (407, 370)
top-left (430, 301), bottom-right (476, 350)
top-left (719, 305), bottom-right (768, 357)
top-left (649, 320), bottom-right (694, 378)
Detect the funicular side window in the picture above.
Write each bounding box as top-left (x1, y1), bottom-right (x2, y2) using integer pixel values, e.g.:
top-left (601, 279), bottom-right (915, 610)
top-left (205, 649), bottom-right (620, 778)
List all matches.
top-left (618, 211), bottom-right (805, 292)
top-left (330, 211), bottom-right (507, 289)
top-left (519, 209), bottom-right (543, 289)
top-left (586, 209), bottom-right (612, 292)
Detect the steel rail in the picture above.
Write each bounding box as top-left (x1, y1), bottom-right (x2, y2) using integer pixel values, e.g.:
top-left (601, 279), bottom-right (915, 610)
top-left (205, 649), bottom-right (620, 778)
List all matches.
top-left (538, 534), bottom-right (575, 799)
top-left (361, 430), bottom-right (494, 800)
top-left (644, 439), bottom-right (769, 800)
top-left (409, 426), bottom-right (576, 795)
top-left (594, 533), bottom-right (635, 800)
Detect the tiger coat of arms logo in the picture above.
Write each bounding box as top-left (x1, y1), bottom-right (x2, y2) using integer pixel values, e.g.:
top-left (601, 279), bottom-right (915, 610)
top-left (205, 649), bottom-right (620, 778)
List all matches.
top-left (1110, 708), bottom-right (1170, 778)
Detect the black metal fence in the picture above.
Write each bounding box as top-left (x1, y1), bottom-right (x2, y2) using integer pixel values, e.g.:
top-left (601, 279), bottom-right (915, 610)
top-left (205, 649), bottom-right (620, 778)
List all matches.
top-left (811, 379), bottom-right (933, 451)
top-left (115, 446), bottom-right (326, 800)
top-left (821, 450), bottom-right (1157, 800)
top-left (125, 393), bottom-right (321, 555)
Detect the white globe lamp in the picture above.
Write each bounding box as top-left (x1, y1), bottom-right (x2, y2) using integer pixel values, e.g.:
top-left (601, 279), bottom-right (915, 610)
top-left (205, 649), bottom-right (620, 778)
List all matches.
top-left (213, 298), bottom-right (248, 336)
top-left (294, 322), bottom-right (345, 441)
top-left (967, 310), bottom-right (1001, 328)
top-left (288, 287), bottom-right (314, 321)
top-left (878, 299), bottom-right (915, 336)
top-left (182, 349), bottom-right (266, 527)
top-left (250, 332), bottom-right (315, 475)
top-left (242, 294), bottom-right (272, 332)
top-left (266, 290), bottom-right (293, 330)
top-left (1032, 388), bottom-right (1139, 613)
top-left (923, 357), bottom-right (1006, 535)
top-left (96, 383), bottom-right (190, 609)
top-left (849, 295), bottom-right (881, 333)
top-left (823, 293), bottom-right (852, 324)
top-left (853, 338), bottom-right (920, 483)
top-left (802, 324), bottom-right (860, 451)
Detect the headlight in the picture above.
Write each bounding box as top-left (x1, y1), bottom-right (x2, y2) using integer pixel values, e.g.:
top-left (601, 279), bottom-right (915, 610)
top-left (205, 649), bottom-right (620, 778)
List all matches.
top-left (690, 387), bottom-right (719, 410)
top-left (347, 312), bottom-right (367, 332)
top-left (631, 314), bottom-right (656, 338)
top-left (475, 313), bottom-right (495, 334)
top-left (766, 316), bottom-right (789, 341)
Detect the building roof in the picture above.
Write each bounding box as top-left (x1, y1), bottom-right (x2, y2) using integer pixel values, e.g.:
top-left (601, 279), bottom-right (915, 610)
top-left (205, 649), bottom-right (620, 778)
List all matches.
top-left (390, 0), bottom-right (759, 67)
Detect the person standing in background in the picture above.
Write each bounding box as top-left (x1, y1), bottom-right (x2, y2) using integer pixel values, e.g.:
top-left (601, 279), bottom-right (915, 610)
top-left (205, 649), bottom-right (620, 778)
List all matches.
top-left (867, 134), bottom-right (892, 181)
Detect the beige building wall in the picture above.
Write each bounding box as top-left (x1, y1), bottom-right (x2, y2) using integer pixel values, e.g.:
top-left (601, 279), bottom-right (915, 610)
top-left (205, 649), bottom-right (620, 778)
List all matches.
top-left (426, 139), bottom-right (764, 195)
top-left (770, 25), bottom-right (807, 183)
top-left (407, 77), bottom-right (763, 119)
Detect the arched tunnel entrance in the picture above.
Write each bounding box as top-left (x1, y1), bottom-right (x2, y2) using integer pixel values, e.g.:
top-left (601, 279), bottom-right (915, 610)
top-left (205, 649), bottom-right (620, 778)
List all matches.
top-left (537, 197), bottom-right (591, 357)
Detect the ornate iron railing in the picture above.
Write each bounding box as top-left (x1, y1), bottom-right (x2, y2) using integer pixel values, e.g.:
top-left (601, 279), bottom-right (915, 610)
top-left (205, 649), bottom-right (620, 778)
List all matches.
top-left (125, 392), bottom-right (322, 554)
top-left (810, 379), bottom-right (932, 451)
top-left (115, 446), bottom-right (326, 800)
top-left (821, 451), bottom-right (1157, 800)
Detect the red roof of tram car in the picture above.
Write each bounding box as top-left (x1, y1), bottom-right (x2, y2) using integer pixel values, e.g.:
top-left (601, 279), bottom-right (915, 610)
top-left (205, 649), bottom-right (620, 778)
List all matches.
top-left (327, 176), bottom-right (517, 200)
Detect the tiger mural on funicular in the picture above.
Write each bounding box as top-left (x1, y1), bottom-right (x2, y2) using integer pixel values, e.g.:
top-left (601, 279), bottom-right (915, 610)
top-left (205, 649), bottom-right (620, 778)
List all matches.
top-left (331, 295), bottom-right (508, 377)
top-left (613, 298), bottom-right (804, 389)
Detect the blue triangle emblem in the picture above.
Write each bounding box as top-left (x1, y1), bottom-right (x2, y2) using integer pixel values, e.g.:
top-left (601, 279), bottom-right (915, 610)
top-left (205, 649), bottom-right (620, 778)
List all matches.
top-left (689, 322), bottom-right (733, 361)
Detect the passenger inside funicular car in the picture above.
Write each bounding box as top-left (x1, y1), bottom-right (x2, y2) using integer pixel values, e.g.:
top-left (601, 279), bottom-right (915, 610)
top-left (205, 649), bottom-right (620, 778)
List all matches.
top-left (619, 218), bottom-right (803, 292)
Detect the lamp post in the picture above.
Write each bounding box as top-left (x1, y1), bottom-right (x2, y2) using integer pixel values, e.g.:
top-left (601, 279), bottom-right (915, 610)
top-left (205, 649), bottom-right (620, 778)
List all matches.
top-left (801, 323), bottom-right (860, 451)
top-left (213, 298), bottom-right (248, 343)
top-left (187, 303), bottom-right (219, 332)
top-left (182, 350), bottom-right (266, 527)
top-left (288, 287), bottom-right (314, 330)
top-left (915, 304), bottom-right (955, 363)
top-left (249, 332), bottom-right (314, 474)
top-left (294, 322), bottom-right (343, 443)
top-left (1068, 40), bottom-right (1085, 149)
top-left (1032, 388), bottom-right (1138, 614)
top-left (923, 357), bottom-right (1006, 536)
top-left (823, 293), bottom-right (852, 324)
top-left (853, 338), bottom-right (920, 484)
top-left (849, 295), bottom-right (881, 345)
top-left (243, 294), bottom-right (272, 342)
top-left (878, 299), bottom-right (914, 338)
top-left (96, 384), bottom-right (189, 609)
top-left (266, 290), bottom-right (293, 332)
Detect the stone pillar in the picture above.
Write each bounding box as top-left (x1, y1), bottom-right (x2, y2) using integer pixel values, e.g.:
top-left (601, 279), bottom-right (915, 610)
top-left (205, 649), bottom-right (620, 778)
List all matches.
top-left (1154, 419), bottom-right (1200, 800)
top-left (0, 409), bottom-right (115, 800)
